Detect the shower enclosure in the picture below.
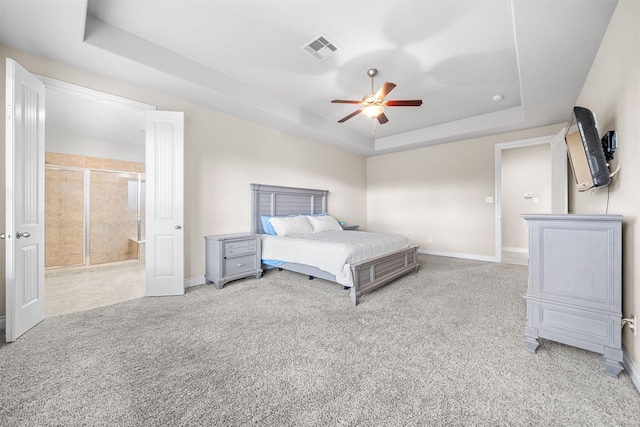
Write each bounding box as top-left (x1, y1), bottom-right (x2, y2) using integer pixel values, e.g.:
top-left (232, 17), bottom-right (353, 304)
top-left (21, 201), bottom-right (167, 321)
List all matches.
top-left (45, 155), bottom-right (146, 269)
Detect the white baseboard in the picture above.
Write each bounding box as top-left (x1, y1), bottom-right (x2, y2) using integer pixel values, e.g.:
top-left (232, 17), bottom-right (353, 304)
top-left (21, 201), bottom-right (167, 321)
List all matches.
top-left (185, 276), bottom-right (206, 289)
top-left (623, 346), bottom-right (640, 394)
top-left (418, 248), bottom-right (496, 263)
top-left (503, 246), bottom-right (528, 254)
top-left (0, 315), bottom-right (5, 330)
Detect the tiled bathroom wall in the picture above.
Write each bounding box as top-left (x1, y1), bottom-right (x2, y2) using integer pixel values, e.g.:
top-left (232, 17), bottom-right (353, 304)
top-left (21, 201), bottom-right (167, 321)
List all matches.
top-left (45, 152), bottom-right (145, 269)
top-left (45, 168), bottom-right (85, 267)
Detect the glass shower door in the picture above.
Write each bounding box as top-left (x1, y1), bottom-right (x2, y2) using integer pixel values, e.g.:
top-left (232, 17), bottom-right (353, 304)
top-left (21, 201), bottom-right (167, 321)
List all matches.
top-left (45, 167), bottom-right (85, 268)
top-left (90, 171), bottom-right (141, 265)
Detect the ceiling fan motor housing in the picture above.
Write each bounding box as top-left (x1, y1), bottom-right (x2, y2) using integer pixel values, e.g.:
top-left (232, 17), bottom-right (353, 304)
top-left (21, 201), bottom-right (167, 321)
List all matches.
top-left (331, 68), bottom-right (422, 124)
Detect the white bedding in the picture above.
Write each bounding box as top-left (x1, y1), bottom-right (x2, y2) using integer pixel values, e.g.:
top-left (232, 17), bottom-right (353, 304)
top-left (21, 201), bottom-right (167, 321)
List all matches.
top-left (261, 230), bottom-right (413, 287)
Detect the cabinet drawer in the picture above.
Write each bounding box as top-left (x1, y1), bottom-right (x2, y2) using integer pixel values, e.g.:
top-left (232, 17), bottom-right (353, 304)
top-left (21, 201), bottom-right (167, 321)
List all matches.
top-left (225, 254), bottom-right (257, 276)
top-left (224, 239), bottom-right (256, 256)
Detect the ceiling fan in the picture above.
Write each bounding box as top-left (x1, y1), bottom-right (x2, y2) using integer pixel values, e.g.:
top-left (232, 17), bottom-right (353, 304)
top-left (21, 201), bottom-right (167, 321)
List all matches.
top-left (332, 68), bottom-right (422, 124)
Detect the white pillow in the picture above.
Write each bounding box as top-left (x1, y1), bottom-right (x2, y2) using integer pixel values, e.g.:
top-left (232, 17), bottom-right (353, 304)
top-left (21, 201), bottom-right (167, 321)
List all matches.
top-left (269, 215), bottom-right (314, 236)
top-left (307, 215), bottom-right (343, 233)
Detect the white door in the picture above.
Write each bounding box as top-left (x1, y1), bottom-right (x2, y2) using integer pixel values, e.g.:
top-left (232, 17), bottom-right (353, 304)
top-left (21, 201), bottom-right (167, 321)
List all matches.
top-left (5, 59), bottom-right (45, 342)
top-left (145, 111), bottom-right (184, 296)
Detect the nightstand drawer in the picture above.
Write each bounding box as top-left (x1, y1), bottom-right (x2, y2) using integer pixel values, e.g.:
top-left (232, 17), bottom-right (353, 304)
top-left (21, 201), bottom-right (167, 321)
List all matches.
top-left (205, 233), bottom-right (262, 289)
top-left (225, 254), bottom-right (257, 275)
top-left (224, 239), bottom-right (256, 256)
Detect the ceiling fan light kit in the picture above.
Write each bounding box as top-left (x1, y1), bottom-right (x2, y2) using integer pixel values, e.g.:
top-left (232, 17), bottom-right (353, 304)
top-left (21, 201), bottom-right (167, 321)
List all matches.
top-left (332, 68), bottom-right (422, 124)
top-left (363, 105), bottom-right (384, 118)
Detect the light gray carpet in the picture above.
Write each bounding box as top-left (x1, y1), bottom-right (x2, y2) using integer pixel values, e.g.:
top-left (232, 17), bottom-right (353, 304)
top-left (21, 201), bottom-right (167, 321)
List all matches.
top-left (1, 255), bottom-right (639, 426)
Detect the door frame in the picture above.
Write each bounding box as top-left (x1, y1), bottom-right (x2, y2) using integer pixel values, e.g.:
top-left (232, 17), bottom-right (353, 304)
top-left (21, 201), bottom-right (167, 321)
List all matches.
top-left (494, 131), bottom-right (568, 262)
top-left (6, 75), bottom-right (157, 328)
top-left (38, 76), bottom-right (156, 113)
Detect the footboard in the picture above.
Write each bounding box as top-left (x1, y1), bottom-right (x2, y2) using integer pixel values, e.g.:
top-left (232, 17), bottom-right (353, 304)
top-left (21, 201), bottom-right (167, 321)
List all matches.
top-left (349, 245), bottom-right (419, 306)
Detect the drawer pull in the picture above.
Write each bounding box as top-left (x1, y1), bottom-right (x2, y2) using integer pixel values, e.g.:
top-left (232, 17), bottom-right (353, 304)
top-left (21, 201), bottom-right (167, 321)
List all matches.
top-left (237, 263), bottom-right (244, 267)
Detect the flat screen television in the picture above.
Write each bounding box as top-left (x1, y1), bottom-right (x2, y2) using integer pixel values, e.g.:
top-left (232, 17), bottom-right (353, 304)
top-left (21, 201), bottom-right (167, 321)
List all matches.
top-left (564, 106), bottom-right (616, 192)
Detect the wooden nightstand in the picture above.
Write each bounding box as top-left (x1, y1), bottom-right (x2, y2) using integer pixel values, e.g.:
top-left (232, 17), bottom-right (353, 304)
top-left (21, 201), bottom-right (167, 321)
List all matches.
top-left (205, 233), bottom-right (263, 289)
top-left (341, 225), bottom-right (359, 231)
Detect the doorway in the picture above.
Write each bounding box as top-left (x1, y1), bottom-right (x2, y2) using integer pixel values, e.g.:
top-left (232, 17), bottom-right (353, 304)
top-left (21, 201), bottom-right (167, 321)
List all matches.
top-left (41, 78), bottom-right (151, 317)
top-left (500, 143), bottom-right (551, 265)
top-left (494, 130), bottom-right (568, 264)
top-left (6, 59), bottom-right (185, 341)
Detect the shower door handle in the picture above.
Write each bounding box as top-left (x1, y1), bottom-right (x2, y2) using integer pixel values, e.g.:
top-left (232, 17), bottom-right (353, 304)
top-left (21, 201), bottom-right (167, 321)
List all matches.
top-left (16, 231), bottom-right (31, 239)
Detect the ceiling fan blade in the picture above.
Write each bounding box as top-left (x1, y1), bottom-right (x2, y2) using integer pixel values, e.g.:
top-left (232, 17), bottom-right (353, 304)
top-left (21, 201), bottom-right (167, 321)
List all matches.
top-left (377, 112), bottom-right (389, 124)
top-left (385, 100), bottom-right (423, 107)
top-left (375, 82), bottom-right (396, 99)
top-left (338, 109), bottom-right (363, 123)
top-left (332, 100), bottom-right (362, 104)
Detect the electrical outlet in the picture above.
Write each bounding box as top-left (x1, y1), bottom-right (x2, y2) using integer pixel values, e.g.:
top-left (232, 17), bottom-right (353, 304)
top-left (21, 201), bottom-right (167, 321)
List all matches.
top-left (623, 315), bottom-right (637, 336)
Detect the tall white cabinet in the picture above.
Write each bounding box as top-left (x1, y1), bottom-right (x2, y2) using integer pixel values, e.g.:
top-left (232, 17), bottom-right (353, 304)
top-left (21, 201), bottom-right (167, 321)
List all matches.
top-left (521, 214), bottom-right (623, 377)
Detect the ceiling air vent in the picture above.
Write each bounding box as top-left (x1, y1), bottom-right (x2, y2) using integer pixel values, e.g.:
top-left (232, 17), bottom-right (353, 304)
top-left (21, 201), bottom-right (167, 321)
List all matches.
top-left (302, 35), bottom-right (339, 61)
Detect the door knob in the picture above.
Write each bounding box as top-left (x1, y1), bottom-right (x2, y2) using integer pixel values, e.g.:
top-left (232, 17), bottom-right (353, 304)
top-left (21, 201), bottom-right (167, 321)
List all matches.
top-left (16, 231), bottom-right (31, 239)
top-left (0, 233), bottom-right (5, 240)
top-left (174, 225), bottom-right (182, 230)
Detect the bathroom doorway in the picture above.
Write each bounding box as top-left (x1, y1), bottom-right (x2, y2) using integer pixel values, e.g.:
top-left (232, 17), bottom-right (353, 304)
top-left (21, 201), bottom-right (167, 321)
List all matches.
top-left (42, 80), bottom-right (150, 317)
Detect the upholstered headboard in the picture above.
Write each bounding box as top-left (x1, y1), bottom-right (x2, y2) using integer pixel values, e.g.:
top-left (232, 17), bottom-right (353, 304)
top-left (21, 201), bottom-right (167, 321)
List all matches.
top-left (250, 183), bottom-right (328, 234)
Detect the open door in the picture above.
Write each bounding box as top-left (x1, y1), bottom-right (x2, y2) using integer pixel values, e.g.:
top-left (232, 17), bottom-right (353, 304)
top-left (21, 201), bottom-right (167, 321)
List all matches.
top-left (5, 59), bottom-right (46, 342)
top-left (145, 111), bottom-right (184, 296)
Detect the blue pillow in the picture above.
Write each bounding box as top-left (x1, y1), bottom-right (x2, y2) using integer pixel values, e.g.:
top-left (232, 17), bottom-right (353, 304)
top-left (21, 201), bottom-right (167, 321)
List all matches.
top-left (261, 215), bottom-right (277, 235)
top-left (309, 212), bottom-right (328, 217)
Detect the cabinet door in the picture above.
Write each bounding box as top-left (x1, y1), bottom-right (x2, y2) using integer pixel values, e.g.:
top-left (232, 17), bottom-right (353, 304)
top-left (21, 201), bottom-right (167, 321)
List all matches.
top-left (533, 220), bottom-right (621, 312)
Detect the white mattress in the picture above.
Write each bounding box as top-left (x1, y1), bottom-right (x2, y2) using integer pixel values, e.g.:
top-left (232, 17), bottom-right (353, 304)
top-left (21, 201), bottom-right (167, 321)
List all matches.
top-left (261, 230), bottom-right (413, 287)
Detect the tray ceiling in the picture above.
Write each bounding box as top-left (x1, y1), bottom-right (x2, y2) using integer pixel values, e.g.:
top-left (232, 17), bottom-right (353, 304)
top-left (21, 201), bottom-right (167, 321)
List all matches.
top-left (0, 0), bottom-right (618, 155)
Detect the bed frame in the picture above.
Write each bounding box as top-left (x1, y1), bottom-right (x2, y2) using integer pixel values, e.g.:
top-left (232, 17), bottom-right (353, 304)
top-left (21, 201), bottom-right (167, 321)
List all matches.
top-left (250, 183), bottom-right (419, 306)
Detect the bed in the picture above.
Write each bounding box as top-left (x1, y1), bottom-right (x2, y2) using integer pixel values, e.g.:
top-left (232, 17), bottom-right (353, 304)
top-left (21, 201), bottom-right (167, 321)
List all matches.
top-left (250, 183), bottom-right (419, 306)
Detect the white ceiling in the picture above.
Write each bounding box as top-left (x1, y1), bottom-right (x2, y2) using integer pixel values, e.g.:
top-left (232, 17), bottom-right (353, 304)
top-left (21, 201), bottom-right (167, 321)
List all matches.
top-left (0, 0), bottom-right (618, 156)
top-left (45, 86), bottom-right (146, 146)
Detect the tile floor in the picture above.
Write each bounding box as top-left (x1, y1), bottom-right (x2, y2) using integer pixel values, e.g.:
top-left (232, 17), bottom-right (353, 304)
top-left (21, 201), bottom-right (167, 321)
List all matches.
top-left (45, 262), bottom-right (145, 318)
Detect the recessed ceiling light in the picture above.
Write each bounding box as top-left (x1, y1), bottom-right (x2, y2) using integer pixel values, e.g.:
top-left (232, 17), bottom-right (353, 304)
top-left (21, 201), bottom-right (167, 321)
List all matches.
top-left (492, 94), bottom-right (504, 102)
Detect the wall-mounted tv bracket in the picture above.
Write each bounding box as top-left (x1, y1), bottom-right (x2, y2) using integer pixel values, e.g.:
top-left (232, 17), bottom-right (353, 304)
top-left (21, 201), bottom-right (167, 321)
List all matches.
top-left (601, 130), bottom-right (618, 161)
